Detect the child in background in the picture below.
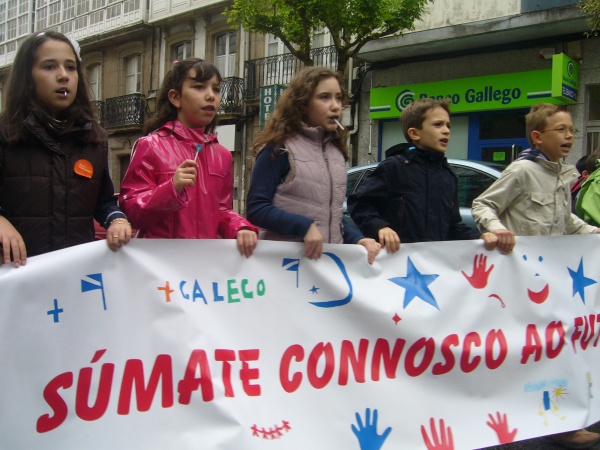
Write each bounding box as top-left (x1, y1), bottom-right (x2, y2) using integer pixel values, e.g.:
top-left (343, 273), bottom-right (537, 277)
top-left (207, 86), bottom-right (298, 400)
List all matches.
top-left (575, 148), bottom-right (600, 225)
top-left (348, 98), bottom-right (496, 253)
top-left (119, 59), bottom-right (258, 257)
top-left (246, 66), bottom-right (380, 264)
top-left (0, 31), bottom-right (131, 267)
top-left (472, 103), bottom-right (600, 448)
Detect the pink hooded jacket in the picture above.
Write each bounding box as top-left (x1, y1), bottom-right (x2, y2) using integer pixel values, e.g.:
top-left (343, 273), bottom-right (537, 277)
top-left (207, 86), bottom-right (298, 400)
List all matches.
top-left (119, 120), bottom-right (257, 239)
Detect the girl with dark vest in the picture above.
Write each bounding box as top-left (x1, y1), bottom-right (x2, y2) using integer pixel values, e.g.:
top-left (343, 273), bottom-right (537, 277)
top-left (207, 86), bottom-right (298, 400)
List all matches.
top-left (0, 31), bottom-right (131, 267)
top-left (247, 66), bottom-right (380, 264)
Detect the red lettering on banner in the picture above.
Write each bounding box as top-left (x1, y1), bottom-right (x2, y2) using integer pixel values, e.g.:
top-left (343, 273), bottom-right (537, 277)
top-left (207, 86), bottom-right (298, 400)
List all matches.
top-left (522, 321), bottom-right (568, 364)
top-left (572, 314), bottom-right (600, 353)
top-left (279, 344), bottom-right (304, 393)
top-left (307, 343), bottom-right (335, 389)
top-left (432, 334), bottom-right (459, 375)
top-left (36, 371), bottom-right (74, 433)
top-left (405, 337), bottom-right (435, 377)
top-left (371, 338), bottom-right (406, 380)
top-left (485, 329), bottom-right (508, 370)
top-left (118, 355), bottom-right (174, 414)
top-left (339, 339), bottom-right (369, 385)
top-left (75, 362), bottom-right (114, 421)
top-left (177, 350), bottom-right (214, 404)
top-left (239, 349), bottom-right (261, 396)
top-left (215, 349), bottom-right (236, 397)
top-left (461, 332), bottom-right (482, 373)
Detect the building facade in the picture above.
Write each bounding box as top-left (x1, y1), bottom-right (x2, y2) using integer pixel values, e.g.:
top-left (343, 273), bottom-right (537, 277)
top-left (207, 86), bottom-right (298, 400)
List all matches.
top-left (353, 0), bottom-right (598, 168)
top-left (0, 0), bottom-right (596, 212)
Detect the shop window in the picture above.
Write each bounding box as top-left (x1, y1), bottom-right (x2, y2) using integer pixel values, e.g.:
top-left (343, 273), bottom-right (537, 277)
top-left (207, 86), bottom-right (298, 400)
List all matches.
top-left (586, 85), bottom-right (600, 153)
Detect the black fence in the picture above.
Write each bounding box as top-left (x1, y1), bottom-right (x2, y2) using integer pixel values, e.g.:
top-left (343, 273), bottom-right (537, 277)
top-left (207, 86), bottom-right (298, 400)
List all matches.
top-left (244, 46), bottom-right (338, 100)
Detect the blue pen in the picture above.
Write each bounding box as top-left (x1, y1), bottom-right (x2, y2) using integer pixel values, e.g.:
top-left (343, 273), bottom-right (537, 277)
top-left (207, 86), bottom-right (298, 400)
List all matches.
top-left (194, 144), bottom-right (202, 162)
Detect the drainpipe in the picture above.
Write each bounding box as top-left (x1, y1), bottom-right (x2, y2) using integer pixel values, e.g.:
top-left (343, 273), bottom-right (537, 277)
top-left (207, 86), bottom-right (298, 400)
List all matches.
top-left (240, 26), bottom-right (250, 216)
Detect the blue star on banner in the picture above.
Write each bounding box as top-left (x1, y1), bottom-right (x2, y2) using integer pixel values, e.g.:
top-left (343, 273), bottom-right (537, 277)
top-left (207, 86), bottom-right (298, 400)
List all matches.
top-left (310, 286), bottom-right (320, 294)
top-left (568, 257), bottom-right (597, 304)
top-left (389, 257), bottom-right (440, 309)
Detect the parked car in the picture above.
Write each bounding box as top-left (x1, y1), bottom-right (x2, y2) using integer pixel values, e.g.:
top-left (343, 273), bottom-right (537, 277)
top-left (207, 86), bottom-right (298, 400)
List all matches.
top-left (344, 159), bottom-right (505, 230)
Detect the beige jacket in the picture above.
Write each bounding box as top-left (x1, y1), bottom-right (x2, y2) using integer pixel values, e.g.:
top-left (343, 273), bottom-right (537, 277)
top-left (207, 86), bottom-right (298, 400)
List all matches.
top-left (472, 158), bottom-right (597, 236)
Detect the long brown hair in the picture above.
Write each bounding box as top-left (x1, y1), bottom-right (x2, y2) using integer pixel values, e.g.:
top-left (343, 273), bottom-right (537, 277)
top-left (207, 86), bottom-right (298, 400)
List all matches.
top-left (252, 66), bottom-right (348, 159)
top-left (0, 30), bottom-right (103, 144)
top-left (143, 58), bottom-right (223, 135)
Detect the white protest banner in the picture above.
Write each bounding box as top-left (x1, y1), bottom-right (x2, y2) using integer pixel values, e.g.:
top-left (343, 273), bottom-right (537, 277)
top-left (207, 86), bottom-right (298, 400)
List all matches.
top-left (0, 236), bottom-right (599, 449)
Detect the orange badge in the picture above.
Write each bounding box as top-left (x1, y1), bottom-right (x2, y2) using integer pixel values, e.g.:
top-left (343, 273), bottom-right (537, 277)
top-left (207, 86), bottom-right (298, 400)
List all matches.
top-left (74, 159), bottom-right (94, 179)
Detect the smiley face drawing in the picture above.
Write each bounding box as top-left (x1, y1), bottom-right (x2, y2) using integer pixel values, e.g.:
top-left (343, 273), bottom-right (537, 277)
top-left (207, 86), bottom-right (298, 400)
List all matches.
top-left (523, 254), bottom-right (549, 304)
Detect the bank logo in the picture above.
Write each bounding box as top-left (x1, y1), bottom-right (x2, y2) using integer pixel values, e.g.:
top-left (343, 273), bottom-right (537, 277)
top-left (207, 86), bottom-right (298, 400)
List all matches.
top-left (396, 89), bottom-right (416, 111)
top-left (567, 61), bottom-right (574, 77)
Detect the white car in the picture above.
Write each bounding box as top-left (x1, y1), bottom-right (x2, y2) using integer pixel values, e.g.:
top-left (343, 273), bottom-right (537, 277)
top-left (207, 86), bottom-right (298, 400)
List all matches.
top-left (345, 159), bottom-right (504, 230)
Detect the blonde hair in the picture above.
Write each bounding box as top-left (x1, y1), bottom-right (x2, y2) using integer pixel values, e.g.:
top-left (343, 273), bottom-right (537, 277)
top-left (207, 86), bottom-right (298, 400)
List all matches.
top-left (525, 103), bottom-right (569, 148)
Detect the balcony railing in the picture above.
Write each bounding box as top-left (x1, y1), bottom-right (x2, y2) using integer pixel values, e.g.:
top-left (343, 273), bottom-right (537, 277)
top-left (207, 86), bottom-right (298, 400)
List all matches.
top-left (104, 93), bottom-right (146, 129)
top-left (244, 45), bottom-right (338, 100)
top-left (219, 77), bottom-right (244, 115)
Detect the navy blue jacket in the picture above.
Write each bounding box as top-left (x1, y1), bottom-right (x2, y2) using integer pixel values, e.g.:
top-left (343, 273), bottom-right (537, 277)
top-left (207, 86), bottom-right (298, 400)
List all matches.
top-left (348, 144), bottom-right (479, 243)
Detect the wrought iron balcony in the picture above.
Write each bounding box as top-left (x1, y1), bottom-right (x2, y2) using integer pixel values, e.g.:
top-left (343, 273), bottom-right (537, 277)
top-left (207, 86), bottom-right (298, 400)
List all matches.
top-left (219, 77), bottom-right (244, 115)
top-left (104, 93), bottom-right (146, 129)
top-left (244, 45), bottom-right (338, 100)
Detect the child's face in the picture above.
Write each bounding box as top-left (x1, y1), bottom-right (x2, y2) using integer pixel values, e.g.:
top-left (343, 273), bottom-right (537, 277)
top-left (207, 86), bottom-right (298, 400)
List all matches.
top-left (408, 106), bottom-right (450, 153)
top-left (31, 39), bottom-right (78, 118)
top-left (532, 111), bottom-right (574, 162)
top-left (305, 76), bottom-right (343, 131)
top-left (168, 72), bottom-right (221, 129)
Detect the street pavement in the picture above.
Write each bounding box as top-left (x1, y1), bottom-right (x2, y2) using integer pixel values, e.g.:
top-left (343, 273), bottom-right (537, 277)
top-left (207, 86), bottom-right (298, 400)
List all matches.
top-left (479, 422), bottom-right (600, 449)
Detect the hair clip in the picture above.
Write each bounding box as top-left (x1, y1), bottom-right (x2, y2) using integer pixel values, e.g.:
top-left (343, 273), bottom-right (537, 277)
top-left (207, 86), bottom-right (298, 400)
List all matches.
top-left (68, 36), bottom-right (81, 61)
top-left (173, 60), bottom-right (179, 65)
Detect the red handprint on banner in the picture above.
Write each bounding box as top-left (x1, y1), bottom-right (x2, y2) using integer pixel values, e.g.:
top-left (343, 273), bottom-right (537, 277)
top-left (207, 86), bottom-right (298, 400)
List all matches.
top-left (462, 254), bottom-right (495, 289)
top-left (486, 411), bottom-right (517, 444)
top-left (421, 417), bottom-right (454, 450)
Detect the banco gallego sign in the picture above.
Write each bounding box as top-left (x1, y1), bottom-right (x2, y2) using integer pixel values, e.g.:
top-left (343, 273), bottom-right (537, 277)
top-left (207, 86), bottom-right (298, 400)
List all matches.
top-left (370, 54), bottom-right (578, 119)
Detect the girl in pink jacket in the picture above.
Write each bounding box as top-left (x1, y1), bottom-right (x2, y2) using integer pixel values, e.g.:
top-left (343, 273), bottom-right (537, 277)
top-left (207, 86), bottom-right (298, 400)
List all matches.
top-left (119, 59), bottom-right (258, 257)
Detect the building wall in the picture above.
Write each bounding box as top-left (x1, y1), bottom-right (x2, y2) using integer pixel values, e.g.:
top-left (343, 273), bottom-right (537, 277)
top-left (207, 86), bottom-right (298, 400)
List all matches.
top-left (351, 38), bottom-right (600, 164)
top-left (412, 0), bottom-right (519, 31)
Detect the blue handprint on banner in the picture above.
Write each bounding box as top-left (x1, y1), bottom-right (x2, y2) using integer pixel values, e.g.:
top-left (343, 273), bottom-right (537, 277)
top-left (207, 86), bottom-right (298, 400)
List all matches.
top-left (351, 408), bottom-right (391, 450)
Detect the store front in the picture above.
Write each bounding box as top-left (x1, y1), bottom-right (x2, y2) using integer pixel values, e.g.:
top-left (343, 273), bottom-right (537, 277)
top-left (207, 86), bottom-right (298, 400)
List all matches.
top-left (370, 54), bottom-right (578, 163)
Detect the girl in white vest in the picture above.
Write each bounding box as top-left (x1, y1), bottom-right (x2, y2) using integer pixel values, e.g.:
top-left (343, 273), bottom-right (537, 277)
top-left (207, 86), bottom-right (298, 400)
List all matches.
top-left (247, 66), bottom-right (380, 264)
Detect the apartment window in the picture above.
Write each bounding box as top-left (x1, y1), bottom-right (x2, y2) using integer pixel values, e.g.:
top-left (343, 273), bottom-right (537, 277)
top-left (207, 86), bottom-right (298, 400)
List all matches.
top-left (174, 41), bottom-right (191, 62)
top-left (87, 63), bottom-right (101, 100)
top-left (106, 3), bottom-right (120, 18)
top-left (6, 18), bottom-right (15, 40)
top-left (17, 13), bottom-right (26, 34)
top-left (265, 34), bottom-right (292, 85)
top-left (7, 0), bottom-right (16, 19)
top-left (76, 0), bottom-right (88, 15)
top-left (215, 31), bottom-right (235, 77)
top-left (91, 0), bottom-right (104, 8)
top-left (48, 0), bottom-right (60, 26)
top-left (63, 0), bottom-right (75, 19)
top-left (18, 0), bottom-right (26, 14)
top-left (89, 9), bottom-right (103, 24)
top-left (36, 6), bottom-right (47, 30)
top-left (125, 54), bottom-right (141, 94)
top-left (123, 0), bottom-right (139, 13)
